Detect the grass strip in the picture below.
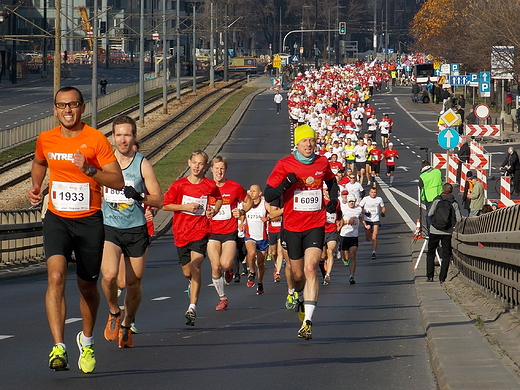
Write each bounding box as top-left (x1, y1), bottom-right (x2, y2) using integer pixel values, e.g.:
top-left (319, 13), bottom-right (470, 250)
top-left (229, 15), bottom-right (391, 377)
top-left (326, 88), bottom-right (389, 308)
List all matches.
top-left (154, 86), bottom-right (256, 191)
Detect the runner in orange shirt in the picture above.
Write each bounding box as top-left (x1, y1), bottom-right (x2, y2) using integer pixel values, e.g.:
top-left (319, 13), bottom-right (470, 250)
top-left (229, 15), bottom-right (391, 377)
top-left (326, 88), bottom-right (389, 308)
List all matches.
top-left (28, 86), bottom-right (124, 373)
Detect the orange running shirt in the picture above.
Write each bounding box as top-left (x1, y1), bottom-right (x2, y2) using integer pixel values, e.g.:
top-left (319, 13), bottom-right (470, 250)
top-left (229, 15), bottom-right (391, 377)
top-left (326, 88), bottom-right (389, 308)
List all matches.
top-left (35, 124), bottom-right (117, 218)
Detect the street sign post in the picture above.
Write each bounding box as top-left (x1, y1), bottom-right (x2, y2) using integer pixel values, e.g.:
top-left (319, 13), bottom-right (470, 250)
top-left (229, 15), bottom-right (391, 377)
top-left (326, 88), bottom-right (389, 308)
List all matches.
top-left (479, 72), bottom-right (491, 97)
top-left (449, 75), bottom-right (470, 86)
top-left (438, 128), bottom-right (460, 180)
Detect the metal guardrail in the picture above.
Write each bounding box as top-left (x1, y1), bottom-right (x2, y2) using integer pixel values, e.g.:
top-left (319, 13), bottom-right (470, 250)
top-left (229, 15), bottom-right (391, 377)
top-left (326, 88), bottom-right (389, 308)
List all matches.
top-left (0, 208), bottom-right (43, 267)
top-left (451, 204), bottom-right (520, 307)
top-left (0, 73), bottom-right (161, 152)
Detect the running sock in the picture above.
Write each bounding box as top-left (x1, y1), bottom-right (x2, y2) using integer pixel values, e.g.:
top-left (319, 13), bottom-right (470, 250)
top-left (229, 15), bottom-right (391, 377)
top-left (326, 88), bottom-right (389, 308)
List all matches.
top-left (288, 288), bottom-right (295, 295)
top-left (81, 334), bottom-right (93, 346)
top-left (390, 175), bottom-right (394, 184)
top-left (212, 277), bottom-right (225, 297)
top-left (56, 342), bottom-right (66, 349)
top-left (304, 302), bottom-right (316, 322)
top-left (188, 304), bottom-right (196, 312)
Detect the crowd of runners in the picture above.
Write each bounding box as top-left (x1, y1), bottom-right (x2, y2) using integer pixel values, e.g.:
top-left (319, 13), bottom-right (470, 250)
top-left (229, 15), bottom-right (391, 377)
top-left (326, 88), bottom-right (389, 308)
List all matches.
top-left (32, 60), bottom-right (395, 374)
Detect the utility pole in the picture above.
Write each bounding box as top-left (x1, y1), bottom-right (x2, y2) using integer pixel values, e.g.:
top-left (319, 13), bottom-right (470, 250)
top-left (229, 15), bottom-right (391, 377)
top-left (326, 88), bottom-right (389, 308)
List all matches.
top-left (176, 0), bottom-right (180, 100)
top-left (209, 2), bottom-right (214, 87)
top-left (53, 0), bottom-right (61, 114)
top-left (223, 4), bottom-right (228, 82)
top-left (162, 0), bottom-right (168, 114)
top-left (92, 0), bottom-right (98, 128)
top-left (192, 3), bottom-right (196, 92)
top-left (139, 0), bottom-right (145, 126)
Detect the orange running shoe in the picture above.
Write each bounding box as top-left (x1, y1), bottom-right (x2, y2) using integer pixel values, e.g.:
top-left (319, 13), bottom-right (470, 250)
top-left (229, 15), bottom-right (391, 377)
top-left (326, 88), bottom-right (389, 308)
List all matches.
top-left (104, 309), bottom-right (122, 341)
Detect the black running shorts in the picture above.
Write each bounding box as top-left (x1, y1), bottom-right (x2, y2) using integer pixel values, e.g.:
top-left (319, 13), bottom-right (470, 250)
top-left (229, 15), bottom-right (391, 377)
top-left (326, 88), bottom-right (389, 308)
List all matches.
top-left (341, 236), bottom-right (359, 250)
top-left (176, 238), bottom-right (208, 266)
top-left (104, 224), bottom-right (150, 258)
top-left (43, 210), bottom-right (104, 282)
top-left (209, 231), bottom-right (237, 244)
top-left (284, 227), bottom-right (325, 260)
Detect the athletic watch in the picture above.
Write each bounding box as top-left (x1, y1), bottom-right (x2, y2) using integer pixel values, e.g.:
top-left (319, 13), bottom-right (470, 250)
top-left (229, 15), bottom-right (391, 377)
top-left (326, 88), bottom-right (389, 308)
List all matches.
top-left (85, 165), bottom-right (97, 177)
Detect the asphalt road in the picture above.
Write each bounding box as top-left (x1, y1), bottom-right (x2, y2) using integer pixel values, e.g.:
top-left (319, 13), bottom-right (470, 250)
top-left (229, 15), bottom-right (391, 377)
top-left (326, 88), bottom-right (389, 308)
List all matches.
top-left (0, 65), bottom-right (140, 131)
top-left (0, 86), bottom-right (447, 389)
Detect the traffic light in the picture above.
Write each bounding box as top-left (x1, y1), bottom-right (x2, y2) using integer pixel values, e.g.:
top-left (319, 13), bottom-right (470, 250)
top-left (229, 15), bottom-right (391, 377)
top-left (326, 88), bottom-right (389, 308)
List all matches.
top-left (339, 22), bottom-right (346, 35)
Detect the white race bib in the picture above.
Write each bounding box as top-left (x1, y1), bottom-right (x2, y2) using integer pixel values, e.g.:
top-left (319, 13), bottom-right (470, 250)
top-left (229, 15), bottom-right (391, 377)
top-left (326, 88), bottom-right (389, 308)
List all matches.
top-left (212, 204), bottom-right (232, 221)
top-left (182, 195), bottom-right (207, 216)
top-left (293, 189), bottom-right (322, 211)
top-left (387, 157), bottom-right (394, 163)
top-left (326, 211), bottom-right (337, 224)
top-left (51, 181), bottom-right (90, 211)
top-left (103, 180), bottom-right (135, 203)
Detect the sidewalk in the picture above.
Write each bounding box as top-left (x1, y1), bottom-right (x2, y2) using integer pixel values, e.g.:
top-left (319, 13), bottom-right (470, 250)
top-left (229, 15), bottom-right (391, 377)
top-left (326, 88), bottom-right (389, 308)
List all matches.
top-left (412, 240), bottom-right (520, 389)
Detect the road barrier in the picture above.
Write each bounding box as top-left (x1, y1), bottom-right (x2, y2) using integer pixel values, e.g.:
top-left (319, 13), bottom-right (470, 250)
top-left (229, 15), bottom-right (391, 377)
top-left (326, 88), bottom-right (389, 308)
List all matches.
top-left (0, 208), bottom-right (43, 267)
top-left (0, 72), bottom-right (161, 152)
top-left (452, 203), bottom-right (520, 307)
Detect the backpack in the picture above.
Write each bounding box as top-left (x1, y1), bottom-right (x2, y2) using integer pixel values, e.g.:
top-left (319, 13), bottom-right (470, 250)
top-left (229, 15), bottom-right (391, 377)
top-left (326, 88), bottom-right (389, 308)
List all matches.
top-left (431, 197), bottom-right (455, 230)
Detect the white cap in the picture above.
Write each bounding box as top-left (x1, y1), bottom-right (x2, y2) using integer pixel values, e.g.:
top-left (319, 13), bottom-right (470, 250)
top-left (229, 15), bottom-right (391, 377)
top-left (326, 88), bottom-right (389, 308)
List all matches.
top-left (347, 194), bottom-right (357, 202)
top-left (388, 142), bottom-right (393, 146)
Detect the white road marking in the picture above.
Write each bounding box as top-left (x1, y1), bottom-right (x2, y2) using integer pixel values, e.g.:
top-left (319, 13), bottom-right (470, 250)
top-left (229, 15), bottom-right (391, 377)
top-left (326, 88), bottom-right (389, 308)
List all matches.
top-left (65, 317), bottom-right (82, 324)
top-left (375, 177), bottom-right (416, 232)
top-left (151, 296), bottom-right (171, 301)
top-left (0, 335), bottom-right (14, 341)
top-left (394, 97), bottom-right (436, 133)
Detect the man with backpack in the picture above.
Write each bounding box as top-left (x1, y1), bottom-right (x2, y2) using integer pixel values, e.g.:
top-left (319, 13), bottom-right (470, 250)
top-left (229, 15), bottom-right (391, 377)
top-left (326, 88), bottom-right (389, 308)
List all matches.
top-left (426, 183), bottom-right (462, 283)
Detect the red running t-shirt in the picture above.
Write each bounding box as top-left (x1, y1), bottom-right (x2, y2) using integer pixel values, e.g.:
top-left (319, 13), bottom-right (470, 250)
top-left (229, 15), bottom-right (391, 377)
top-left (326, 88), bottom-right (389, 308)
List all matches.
top-left (163, 177), bottom-right (222, 247)
top-left (266, 154), bottom-right (334, 233)
top-left (209, 179), bottom-right (247, 235)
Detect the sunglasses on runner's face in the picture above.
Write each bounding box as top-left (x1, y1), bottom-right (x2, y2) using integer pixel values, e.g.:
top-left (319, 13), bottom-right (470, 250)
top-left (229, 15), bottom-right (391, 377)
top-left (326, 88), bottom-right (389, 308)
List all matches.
top-left (54, 101), bottom-right (82, 109)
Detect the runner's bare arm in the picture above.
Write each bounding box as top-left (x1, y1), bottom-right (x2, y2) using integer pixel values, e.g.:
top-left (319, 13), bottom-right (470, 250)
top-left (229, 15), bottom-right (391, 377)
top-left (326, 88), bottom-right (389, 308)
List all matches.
top-left (28, 156), bottom-right (48, 205)
top-left (73, 150), bottom-right (124, 190)
top-left (140, 158), bottom-right (163, 208)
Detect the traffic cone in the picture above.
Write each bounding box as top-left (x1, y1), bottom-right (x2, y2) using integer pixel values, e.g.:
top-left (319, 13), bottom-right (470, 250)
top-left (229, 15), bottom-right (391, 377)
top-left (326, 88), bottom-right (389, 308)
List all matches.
top-left (413, 219), bottom-right (423, 240)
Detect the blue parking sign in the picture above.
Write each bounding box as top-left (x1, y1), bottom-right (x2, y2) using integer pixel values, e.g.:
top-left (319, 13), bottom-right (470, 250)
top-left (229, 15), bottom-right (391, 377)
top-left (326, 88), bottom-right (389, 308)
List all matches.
top-left (450, 63), bottom-right (460, 75)
top-left (479, 72), bottom-right (491, 94)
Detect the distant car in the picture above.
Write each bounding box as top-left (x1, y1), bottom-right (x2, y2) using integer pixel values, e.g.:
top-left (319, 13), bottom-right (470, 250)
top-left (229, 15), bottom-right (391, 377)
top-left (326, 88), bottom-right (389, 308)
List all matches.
top-left (418, 85), bottom-right (430, 103)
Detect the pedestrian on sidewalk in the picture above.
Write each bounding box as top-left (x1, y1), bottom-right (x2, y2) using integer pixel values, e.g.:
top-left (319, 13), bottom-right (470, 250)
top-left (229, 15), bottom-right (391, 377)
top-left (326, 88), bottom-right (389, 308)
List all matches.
top-left (100, 77), bottom-right (108, 95)
top-left (426, 183), bottom-right (462, 283)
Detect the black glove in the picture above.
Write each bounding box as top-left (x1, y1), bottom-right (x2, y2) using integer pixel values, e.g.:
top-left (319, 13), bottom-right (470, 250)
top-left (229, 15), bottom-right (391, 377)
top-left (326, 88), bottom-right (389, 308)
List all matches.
top-left (281, 172), bottom-right (298, 191)
top-left (381, 212), bottom-right (385, 217)
top-left (325, 199), bottom-right (338, 213)
top-left (124, 186), bottom-right (144, 201)
top-left (364, 211), bottom-right (371, 217)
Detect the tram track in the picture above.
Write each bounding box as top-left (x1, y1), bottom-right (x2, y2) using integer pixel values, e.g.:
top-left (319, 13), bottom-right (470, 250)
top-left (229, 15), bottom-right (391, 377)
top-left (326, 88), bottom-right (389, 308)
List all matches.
top-left (0, 77), bottom-right (244, 194)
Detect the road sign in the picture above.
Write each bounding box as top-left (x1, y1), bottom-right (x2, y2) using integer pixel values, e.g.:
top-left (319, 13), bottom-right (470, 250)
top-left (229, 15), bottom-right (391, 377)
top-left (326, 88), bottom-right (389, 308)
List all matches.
top-left (270, 77), bottom-right (281, 86)
top-left (440, 64), bottom-right (450, 74)
top-left (449, 75), bottom-right (470, 86)
top-left (465, 124), bottom-right (500, 137)
top-left (450, 63), bottom-right (460, 76)
top-left (438, 128), bottom-right (460, 150)
top-left (440, 108), bottom-right (460, 127)
top-left (474, 104), bottom-right (490, 120)
top-left (432, 153), bottom-right (447, 169)
top-left (469, 73), bottom-right (479, 87)
top-left (152, 32), bottom-right (159, 40)
top-left (479, 71), bottom-right (491, 97)
top-left (272, 53), bottom-right (281, 68)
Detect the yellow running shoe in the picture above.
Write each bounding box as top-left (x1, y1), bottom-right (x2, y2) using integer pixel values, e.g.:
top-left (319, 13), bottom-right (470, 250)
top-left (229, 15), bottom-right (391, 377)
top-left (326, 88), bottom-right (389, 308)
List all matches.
top-left (76, 332), bottom-right (96, 373)
top-left (298, 320), bottom-right (313, 340)
top-left (48, 344), bottom-right (70, 371)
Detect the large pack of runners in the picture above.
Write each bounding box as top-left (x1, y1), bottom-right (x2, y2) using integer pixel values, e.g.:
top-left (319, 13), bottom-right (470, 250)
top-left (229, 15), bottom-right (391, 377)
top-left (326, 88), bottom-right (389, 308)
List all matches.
top-left (34, 61), bottom-right (395, 375)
